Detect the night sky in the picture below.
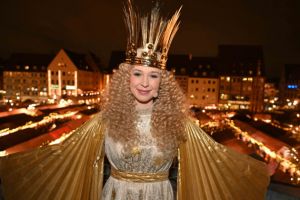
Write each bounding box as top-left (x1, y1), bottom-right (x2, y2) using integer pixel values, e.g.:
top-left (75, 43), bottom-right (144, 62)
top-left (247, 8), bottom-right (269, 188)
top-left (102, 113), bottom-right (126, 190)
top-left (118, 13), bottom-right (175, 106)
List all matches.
top-left (1, 0), bottom-right (300, 78)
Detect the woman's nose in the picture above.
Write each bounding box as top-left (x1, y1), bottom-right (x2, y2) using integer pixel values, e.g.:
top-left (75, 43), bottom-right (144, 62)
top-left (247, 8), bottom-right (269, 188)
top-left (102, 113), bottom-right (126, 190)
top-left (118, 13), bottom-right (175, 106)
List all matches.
top-left (141, 76), bottom-right (149, 87)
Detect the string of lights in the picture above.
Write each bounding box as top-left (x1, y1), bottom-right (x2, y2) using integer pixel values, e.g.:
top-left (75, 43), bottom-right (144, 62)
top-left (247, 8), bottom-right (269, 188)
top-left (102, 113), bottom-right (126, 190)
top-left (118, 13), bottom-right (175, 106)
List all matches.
top-left (0, 111), bottom-right (78, 138)
top-left (226, 119), bottom-right (300, 185)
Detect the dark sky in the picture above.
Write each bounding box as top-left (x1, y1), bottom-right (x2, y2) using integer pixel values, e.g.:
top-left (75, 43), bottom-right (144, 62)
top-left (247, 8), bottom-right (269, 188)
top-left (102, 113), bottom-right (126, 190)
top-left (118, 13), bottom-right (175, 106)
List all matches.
top-left (1, 0), bottom-right (300, 78)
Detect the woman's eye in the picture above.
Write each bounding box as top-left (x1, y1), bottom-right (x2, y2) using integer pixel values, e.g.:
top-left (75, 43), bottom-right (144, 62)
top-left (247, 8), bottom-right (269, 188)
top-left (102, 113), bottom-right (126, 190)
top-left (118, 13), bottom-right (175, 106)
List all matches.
top-left (133, 72), bottom-right (141, 77)
top-left (150, 74), bottom-right (159, 78)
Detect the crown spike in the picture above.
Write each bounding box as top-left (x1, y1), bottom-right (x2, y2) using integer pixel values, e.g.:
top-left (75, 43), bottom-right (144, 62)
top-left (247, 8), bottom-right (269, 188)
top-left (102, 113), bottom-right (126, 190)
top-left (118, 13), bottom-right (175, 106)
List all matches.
top-left (123, 0), bottom-right (182, 69)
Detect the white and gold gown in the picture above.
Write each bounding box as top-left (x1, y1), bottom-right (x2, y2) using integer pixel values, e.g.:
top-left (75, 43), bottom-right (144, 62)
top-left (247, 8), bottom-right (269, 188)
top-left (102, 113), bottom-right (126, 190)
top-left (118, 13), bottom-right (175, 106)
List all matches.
top-left (0, 112), bottom-right (270, 200)
top-left (102, 110), bottom-right (174, 200)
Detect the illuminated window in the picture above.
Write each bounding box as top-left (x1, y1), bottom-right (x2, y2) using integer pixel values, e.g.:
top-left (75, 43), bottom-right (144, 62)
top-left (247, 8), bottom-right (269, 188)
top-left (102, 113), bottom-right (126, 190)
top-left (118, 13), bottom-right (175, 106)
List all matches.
top-left (220, 93), bottom-right (228, 100)
top-left (25, 66), bottom-right (29, 70)
top-left (226, 77), bottom-right (230, 82)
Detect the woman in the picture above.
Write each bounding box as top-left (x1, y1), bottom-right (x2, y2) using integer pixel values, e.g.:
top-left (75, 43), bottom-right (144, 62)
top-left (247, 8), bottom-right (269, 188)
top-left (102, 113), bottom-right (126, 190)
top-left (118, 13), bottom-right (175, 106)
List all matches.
top-left (100, 62), bottom-right (186, 199)
top-left (0, 0), bottom-right (270, 199)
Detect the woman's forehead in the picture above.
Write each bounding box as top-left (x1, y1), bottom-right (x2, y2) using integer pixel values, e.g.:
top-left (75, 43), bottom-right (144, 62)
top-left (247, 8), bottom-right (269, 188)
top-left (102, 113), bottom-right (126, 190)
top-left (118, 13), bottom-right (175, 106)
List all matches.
top-left (132, 65), bottom-right (161, 73)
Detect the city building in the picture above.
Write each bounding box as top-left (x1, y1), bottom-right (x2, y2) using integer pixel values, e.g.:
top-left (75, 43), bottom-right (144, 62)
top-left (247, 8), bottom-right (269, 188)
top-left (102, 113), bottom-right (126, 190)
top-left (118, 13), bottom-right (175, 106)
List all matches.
top-left (264, 79), bottom-right (280, 111)
top-left (47, 49), bottom-right (101, 102)
top-left (167, 54), bottom-right (190, 94)
top-left (2, 53), bottom-right (53, 102)
top-left (0, 58), bottom-right (3, 90)
top-left (280, 64), bottom-right (300, 109)
top-left (187, 56), bottom-right (219, 108)
top-left (217, 45), bottom-right (265, 112)
top-left (0, 60), bottom-right (5, 101)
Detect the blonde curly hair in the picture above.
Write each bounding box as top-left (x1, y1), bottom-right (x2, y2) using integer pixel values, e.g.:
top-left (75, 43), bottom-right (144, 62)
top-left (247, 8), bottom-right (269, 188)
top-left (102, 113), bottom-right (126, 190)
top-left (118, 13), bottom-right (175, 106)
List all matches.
top-left (102, 63), bottom-right (187, 157)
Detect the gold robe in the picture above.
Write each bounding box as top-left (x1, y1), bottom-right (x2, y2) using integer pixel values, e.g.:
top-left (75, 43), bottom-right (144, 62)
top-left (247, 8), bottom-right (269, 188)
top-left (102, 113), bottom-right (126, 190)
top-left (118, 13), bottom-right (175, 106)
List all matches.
top-left (0, 113), bottom-right (269, 200)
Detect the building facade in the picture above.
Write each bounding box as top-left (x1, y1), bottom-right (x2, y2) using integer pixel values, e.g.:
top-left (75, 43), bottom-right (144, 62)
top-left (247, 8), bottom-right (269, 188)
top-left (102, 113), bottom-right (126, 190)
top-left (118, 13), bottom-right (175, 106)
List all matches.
top-left (217, 45), bottom-right (265, 113)
top-left (47, 49), bottom-right (101, 102)
top-left (280, 64), bottom-right (300, 109)
top-left (167, 54), bottom-right (190, 94)
top-left (2, 53), bottom-right (52, 102)
top-left (187, 57), bottom-right (219, 108)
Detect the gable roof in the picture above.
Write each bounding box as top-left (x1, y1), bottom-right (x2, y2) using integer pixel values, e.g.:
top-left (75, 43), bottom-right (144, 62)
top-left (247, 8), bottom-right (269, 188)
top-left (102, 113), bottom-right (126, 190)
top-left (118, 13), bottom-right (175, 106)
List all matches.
top-left (2, 53), bottom-right (53, 72)
top-left (217, 45), bottom-right (265, 76)
top-left (63, 49), bottom-right (94, 72)
top-left (189, 56), bottom-right (218, 78)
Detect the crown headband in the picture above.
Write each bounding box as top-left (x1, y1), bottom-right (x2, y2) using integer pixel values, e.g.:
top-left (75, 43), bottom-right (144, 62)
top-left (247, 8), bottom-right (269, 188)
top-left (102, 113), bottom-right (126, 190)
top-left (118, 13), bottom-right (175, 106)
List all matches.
top-left (123, 0), bottom-right (182, 70)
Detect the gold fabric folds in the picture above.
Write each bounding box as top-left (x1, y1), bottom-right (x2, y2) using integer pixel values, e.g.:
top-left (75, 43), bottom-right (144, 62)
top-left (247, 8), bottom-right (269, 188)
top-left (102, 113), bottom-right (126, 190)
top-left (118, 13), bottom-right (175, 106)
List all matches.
top-left (177, 118), bottom-right (270, 200)
top-left (111, 167), bottom-right (169, 183)
top-left (0, 113), bottom-right (105, 200)
top-left (0, 114), bottom-right (270, 200)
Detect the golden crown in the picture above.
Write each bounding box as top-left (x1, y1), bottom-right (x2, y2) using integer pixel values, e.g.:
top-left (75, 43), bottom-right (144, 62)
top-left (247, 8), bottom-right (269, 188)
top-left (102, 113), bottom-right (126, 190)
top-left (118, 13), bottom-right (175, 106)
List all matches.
top-left (123, 0), bottom-right (182, 70)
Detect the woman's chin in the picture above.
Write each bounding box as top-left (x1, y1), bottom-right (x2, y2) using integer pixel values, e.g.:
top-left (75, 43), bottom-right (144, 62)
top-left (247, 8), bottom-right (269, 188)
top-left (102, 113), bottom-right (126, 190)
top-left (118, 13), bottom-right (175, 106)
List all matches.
top-left (135, 98), bottom-right (154, 105)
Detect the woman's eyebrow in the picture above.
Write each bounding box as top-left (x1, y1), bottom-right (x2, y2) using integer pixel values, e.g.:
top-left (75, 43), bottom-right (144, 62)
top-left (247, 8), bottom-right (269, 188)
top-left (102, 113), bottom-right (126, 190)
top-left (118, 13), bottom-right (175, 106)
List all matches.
top-left (150, 71), bottom-right (160, 74)
top-left (132, 69), bottom-right (142, 72)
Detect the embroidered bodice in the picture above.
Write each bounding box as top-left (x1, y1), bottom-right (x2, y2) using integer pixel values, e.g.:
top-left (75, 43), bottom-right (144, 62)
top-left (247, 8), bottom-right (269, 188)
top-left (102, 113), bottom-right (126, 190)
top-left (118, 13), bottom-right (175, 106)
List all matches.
top-left (102, 111), bottom-right (174, 200)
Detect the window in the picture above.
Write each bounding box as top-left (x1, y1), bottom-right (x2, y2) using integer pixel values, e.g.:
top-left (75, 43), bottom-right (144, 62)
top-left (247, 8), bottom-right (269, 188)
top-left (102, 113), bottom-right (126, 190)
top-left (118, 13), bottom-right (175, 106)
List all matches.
top-left (180, 68), bottom-right (186, 74)
top-left (208, 88), bottom-right (211, 92)
top-left (220, 93), bottom-right (229, 100)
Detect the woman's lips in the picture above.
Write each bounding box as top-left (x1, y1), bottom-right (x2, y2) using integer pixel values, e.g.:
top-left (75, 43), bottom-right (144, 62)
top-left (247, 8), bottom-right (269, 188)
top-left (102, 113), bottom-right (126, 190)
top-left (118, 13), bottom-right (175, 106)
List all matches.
top-left (137, 89), bottom-right (151, 95)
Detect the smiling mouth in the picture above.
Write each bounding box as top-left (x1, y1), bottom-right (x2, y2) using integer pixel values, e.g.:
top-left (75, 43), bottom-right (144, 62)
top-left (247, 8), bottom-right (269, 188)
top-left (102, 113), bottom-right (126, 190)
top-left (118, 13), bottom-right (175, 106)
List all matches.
top-left (137, 89), bottom-right (151, 95)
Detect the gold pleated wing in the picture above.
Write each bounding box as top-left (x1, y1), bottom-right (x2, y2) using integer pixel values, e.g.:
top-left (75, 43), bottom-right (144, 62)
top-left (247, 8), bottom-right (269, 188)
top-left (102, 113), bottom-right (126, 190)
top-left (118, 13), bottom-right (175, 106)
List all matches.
top-left (177, 118), bottom-right (270, 200)
top-left (0, 112), bottom-right (105, 200)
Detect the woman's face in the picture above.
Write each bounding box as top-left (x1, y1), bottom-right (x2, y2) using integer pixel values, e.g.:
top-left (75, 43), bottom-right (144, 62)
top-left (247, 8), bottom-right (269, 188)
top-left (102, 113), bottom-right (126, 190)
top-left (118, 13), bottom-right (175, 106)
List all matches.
top-left (130, 65), bottom-right (161, 108)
